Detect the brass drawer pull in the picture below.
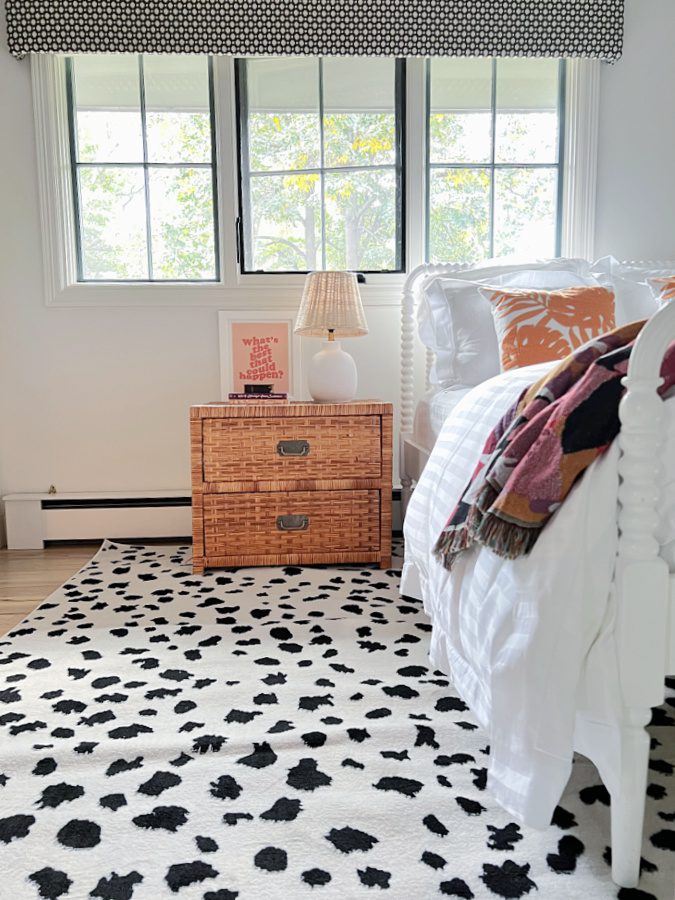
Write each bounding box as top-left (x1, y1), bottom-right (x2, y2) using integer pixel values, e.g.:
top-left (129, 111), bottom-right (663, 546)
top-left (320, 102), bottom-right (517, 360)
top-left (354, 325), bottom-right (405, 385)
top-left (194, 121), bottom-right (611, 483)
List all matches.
top-left (277, 439), bottom-right (310, 457)
top-left (276, 514), bottom-right (309, 531)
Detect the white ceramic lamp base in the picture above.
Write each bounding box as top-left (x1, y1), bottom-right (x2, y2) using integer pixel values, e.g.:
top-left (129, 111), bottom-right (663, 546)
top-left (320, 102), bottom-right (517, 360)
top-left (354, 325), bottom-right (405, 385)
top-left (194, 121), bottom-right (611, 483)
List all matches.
top-left (307, 340), bottom-right (357, 403)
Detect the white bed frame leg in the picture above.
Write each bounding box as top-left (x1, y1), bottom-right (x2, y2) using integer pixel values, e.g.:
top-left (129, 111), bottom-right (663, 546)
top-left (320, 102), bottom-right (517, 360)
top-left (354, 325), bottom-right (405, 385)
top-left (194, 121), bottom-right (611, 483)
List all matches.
top-left (400, 476), bottom-right (413, 521)
top-left (610, 707), bottom-right (651, 888)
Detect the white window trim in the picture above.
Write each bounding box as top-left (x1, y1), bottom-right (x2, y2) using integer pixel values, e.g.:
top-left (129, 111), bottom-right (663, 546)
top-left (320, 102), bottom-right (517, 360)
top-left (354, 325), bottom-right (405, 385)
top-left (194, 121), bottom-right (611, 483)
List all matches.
top-left (32, 55), bottom-right (597, 310)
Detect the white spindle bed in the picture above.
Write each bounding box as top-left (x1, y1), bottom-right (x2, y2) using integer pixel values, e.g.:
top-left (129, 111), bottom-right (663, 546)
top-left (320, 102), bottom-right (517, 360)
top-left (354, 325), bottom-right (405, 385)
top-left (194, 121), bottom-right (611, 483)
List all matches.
top-left (399, 262), bottom-right (675, 889)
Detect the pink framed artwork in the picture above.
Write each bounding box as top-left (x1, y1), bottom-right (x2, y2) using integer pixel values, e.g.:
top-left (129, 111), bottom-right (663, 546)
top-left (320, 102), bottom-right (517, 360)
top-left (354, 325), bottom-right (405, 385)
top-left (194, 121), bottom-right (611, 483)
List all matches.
top-left (218, 310), bottom-right (303, 399)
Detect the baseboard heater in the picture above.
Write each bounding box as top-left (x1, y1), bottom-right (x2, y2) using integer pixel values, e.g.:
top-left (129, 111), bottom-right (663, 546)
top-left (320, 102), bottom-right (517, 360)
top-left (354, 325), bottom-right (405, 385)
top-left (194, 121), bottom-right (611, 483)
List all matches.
top-left (3, 492), bottom-right (193, 550)
top-left (42, 497), bottom-right (192, 510)
top-left (3, 490), bottom-right (403, 549)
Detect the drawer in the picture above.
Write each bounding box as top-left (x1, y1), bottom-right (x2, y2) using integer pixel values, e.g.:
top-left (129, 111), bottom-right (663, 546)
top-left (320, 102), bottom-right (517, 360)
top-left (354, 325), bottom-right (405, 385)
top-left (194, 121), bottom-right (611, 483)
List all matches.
top-left (203, 490), bottom-right (380, 558)
top-left (202, 416), bottom-right (381, 483)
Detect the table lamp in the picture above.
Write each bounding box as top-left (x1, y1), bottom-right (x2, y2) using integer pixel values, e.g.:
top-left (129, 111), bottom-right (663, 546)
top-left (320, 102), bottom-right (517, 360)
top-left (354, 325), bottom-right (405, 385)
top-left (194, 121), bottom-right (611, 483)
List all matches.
top-left (294, 271), bottom-right (368, 402)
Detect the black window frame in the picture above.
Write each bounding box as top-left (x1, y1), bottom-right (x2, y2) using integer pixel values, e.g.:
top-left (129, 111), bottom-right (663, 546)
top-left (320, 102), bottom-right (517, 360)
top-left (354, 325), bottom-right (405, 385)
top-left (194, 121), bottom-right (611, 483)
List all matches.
top-left (65, 54), bottom-right (221, 284)
top-left (425, 58), bottom-right (567, 263)
top-left (235, 57), bottom-right (407, 276)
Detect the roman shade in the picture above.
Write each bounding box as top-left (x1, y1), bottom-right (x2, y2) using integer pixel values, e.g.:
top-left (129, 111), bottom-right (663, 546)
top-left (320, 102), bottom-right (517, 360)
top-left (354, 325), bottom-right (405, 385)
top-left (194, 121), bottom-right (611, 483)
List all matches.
top-left (6, 1), bottom-right (624, 61)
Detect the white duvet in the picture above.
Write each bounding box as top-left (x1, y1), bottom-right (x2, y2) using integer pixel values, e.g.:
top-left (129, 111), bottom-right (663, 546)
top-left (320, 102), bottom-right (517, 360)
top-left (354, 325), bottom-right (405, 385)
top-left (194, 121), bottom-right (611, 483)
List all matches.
top-left (402, 362), bottom-right (675, 828)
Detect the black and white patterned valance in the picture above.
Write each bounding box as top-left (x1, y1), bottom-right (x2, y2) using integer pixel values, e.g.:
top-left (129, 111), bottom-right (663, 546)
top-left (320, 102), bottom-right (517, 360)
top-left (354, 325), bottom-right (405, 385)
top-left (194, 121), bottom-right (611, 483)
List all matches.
top-left (5, 1), bottom-right (624, 61)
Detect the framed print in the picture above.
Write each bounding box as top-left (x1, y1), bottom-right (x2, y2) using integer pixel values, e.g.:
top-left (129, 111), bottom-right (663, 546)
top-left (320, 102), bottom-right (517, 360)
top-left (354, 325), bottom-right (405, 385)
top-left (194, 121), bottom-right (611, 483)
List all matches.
top-left (218, 310), bottom-right (303, 399)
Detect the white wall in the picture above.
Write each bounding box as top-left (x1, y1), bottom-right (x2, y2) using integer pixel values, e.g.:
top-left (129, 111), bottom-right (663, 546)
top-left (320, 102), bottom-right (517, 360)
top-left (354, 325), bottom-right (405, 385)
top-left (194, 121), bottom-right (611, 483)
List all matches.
top-left (1, 0), bottom-right (674, 528)
top-left (595, 0), bottom-right (675, 259)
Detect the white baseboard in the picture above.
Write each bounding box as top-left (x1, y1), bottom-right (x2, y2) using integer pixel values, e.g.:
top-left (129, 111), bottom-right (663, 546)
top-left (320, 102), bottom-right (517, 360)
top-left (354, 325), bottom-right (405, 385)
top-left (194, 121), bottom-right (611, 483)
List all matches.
top-left (3, 491), bottom-right (192, 549)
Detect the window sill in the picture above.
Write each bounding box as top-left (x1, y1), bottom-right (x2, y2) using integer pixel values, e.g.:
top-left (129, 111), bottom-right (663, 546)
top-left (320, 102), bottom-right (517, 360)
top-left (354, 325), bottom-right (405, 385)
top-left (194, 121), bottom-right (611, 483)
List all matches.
top-left (46, 276), bottom-right (406, 308)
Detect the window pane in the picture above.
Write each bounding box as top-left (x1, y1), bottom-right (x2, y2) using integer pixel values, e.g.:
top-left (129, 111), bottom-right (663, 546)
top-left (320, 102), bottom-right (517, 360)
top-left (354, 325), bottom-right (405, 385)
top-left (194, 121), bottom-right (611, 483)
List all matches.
top-left (149, 168), bottom-right (216, 279)
top-left (427, 58), bottom-right (563, 262)
top-left (239, 58), bottom-right (403, 273)
top-left (324, 169), bottom-right (397, 270)
top-left (73, 55), bottom-right (143, 163)
top-left (246, 58), bottom-right (321, 172)
top-left (79, 166), bottom-right (148, 279)
top-left (495, 59), bottom-right (560, 164)
top-left (248, 173), bottom-right (321, 271)
top-left (323, 58), bottom-right (396, 168)
top-left (144, 56), bottom-right (211, 164)
top-left (493, 167), bottom-right (557, 257)
top-left (69, 54), bottom-right (219, 283)
top-left (430, 59), bottom-right (492, 164)
top-left (428, 168), bottom-right (490, 263)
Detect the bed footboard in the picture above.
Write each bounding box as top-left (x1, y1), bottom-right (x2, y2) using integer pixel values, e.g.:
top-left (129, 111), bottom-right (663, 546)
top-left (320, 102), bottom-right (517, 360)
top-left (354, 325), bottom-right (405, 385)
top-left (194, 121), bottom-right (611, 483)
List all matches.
top-left (608, 299), bottom-right (675, 887)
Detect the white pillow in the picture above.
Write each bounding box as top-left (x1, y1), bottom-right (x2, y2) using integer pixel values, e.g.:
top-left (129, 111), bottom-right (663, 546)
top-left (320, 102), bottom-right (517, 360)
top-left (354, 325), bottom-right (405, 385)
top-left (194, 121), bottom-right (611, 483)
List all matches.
top-left (591, 256), bottom-right (672, 324)
top-left (417, 259), bottom-right (601, 388)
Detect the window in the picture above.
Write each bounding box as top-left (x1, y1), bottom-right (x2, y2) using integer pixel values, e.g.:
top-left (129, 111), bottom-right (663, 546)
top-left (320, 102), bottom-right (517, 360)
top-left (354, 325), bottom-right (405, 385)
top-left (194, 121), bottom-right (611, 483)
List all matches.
top-left (66, 54), bottom-right (219, 282)
top-left (427, 58), bottom-right (564, 263)
top-left (37, 55), bottom-right (592, 304)
top-left (236, 58), bottom-right (405, 274)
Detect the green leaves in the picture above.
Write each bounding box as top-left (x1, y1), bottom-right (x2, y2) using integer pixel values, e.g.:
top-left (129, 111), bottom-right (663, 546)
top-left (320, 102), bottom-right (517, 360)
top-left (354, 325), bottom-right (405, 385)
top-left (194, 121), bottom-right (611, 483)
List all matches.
top-left (246, 110), bottom-right (398, 271)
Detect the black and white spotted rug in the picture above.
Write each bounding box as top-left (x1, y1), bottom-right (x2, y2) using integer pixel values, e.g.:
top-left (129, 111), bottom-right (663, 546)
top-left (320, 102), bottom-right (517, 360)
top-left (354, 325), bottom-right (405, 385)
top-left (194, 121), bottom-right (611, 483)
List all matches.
top-left (0, 541), bottom-right (673, 900)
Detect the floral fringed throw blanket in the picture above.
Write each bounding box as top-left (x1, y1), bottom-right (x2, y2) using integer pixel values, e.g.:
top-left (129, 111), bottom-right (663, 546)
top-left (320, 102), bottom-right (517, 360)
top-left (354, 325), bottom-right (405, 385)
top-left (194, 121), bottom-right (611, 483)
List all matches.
top-left (435, 319), bottom-right (675, 569)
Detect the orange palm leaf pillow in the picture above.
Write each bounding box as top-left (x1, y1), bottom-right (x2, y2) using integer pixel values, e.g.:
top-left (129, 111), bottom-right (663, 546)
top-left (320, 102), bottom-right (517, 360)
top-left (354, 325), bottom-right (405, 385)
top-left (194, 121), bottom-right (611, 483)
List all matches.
top-left (479, 285), bottom-right (616, 371)
top-left (649, 276), bottom-right (675, 304)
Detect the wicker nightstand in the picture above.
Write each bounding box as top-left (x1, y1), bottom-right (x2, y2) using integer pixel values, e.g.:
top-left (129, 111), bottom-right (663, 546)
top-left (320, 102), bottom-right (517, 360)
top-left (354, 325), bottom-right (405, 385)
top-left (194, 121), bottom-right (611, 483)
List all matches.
top-left (190, 400), bottom-right (393, 573)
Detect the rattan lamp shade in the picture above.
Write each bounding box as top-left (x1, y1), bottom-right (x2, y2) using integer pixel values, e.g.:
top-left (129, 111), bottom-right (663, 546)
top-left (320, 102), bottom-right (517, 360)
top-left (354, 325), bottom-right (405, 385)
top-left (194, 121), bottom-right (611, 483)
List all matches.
top-left (294, 272), bottom-right (368, 338)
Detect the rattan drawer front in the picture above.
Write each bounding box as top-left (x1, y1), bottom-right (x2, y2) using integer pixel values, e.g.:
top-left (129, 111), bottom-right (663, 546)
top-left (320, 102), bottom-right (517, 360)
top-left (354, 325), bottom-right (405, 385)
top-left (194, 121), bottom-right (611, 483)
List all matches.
top-left (203, 490), bottom-right (380, 558)
top-left (202, 416), bottom-right (381, 483)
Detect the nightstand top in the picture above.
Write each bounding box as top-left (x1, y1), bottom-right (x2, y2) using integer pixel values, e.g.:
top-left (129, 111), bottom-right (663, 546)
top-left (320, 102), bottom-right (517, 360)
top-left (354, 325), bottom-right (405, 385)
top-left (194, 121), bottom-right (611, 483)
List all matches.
top-left (190, 400), bottom-right (393, 419)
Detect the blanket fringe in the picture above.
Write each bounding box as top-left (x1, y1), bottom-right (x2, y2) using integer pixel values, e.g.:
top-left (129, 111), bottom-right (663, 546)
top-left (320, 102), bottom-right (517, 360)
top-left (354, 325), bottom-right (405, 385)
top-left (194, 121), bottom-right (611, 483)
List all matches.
top-left (433, 529), bottom-right (470, 570)
top-left (434, 479), bottom-right (539, 570)
top-left (473, 512), bottom-right (540, 561)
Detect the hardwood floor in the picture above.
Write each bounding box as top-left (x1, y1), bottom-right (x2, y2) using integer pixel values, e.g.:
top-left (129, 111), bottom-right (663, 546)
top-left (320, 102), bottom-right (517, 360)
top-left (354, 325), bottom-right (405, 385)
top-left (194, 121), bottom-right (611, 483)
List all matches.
top-left (0, 544), bottom-right (101, 636)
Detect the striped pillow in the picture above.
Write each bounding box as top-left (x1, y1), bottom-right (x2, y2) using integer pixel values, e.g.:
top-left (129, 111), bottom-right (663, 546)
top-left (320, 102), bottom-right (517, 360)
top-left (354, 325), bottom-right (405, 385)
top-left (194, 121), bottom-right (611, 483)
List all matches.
top-left (480, 285), bottom-right (616, 371)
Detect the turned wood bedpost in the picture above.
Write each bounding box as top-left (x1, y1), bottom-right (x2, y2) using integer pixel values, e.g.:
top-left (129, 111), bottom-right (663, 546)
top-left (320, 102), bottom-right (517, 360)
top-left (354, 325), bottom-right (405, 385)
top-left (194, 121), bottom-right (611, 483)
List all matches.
top-left (400, 263), bottom-right (465, 520)
top-left (612, 300), bottom-right (675, 888)
top-left (400, 265), bottom-right (424, 519)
